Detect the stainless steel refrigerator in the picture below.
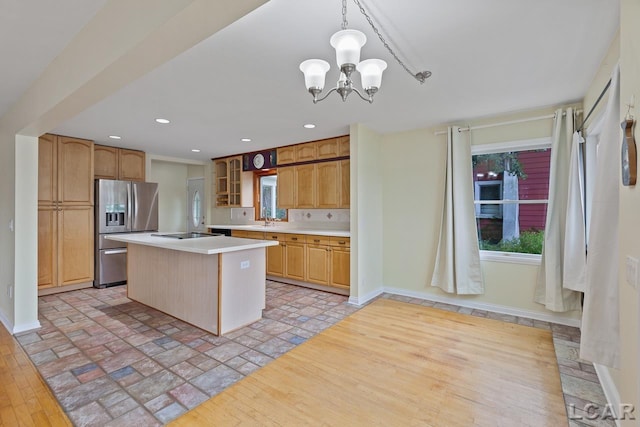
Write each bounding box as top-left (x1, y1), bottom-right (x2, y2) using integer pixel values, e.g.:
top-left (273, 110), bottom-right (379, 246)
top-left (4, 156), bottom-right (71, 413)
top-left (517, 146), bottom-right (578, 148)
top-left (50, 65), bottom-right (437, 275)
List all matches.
top-left (94, 179), bottom-right (159, 288)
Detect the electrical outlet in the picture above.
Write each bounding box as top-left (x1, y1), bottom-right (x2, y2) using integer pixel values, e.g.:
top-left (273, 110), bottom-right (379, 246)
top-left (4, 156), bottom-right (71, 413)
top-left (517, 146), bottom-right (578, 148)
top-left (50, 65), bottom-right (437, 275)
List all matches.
top-left (9, 219), bottom-right (14, 232)
top-left (8, 285), bottom-right (13, 299)
top-left (625, 256), bottom-right (638, 289)
top-left (240, 260), bottom-right (250, 269)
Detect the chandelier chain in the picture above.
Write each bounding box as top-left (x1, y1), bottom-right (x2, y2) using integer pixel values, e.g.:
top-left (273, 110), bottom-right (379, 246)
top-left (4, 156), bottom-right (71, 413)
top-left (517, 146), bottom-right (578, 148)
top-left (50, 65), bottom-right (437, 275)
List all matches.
top-left (351, 0), bottom-right (431, 83)
top-left (341, 0), bottom-right (348, 30)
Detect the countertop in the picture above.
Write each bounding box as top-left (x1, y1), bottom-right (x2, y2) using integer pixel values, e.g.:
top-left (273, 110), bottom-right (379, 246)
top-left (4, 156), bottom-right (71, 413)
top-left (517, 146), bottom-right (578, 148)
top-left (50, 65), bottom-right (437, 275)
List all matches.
top-left (106, 232), bottom-right (278, 255)
top-left (207, 224), bottom-right (350, 238)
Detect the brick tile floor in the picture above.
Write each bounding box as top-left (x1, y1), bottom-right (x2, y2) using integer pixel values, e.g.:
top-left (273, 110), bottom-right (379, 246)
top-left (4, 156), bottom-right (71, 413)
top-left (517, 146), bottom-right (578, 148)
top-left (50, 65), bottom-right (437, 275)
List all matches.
top-left (17, 283), bottom-right (614, 426)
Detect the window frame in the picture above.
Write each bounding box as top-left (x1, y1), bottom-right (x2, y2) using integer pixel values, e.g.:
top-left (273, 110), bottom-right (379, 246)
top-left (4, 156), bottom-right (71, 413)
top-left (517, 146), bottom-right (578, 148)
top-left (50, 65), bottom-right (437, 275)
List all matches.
top-left (253, 169), bottom-right (287, 222)
top-left (471, 137), bottom-right (551, 264)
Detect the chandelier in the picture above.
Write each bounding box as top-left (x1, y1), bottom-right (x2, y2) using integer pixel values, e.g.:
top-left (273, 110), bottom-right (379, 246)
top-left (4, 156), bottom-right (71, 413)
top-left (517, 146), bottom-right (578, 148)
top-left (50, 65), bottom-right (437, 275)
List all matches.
top-left (299, 0), bottom-right (431, 104)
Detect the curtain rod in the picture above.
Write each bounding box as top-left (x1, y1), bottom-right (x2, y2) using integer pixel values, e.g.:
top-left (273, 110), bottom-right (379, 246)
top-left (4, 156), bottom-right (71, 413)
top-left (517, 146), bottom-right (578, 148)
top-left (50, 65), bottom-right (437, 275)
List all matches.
top-left (433, 110), bottom-right (583, 136)
top-left (576, 78), bottom-right (612, 132)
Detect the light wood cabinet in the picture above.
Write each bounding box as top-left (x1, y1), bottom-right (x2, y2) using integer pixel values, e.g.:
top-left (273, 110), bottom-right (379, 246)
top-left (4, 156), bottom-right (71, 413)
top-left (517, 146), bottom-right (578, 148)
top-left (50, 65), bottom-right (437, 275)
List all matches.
top-left (295, 164), bottom-right (316, 208)
top-left (94, 144), bottom-right (145, 181)
top-left (276, 145), bottom-right (296, 165)
top-left (339, 159), bottom-right (350, 208)
top-left (235, 231), bottom-right (350, 292)
top-left (284, 234), bottom-right (306, 281)
top-left (119, 149), bottom-right (146, 181)
top-left (337, 136), bottom-right (350, 157)
top-left (214, 156), bottom-right (242, 207)
top-left (38, 134), bottom-right (94, 291)
top-left (317, 162), bottom-right (340, 208)
top-left (295, 142), bottom-right (317, 163)
top-left (278, 160), bottom-right (349, 209)
top-left (276, 166), bottom-right (295, 209)
top-left (264, 232), bottom-right (285, 277)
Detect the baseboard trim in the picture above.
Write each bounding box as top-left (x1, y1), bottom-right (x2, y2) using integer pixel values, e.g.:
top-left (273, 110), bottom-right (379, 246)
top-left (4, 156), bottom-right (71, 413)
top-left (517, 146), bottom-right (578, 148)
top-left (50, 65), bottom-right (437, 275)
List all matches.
top-left (13, 320), bottom-right (42, 335)
top-left (0, 308), bottom-right (14, 335)
top-left (383, 286), bottom-right (582, 327)
top-left (593, 363), bottom-right (622, 427)
top-left (266, 276), bottom-right (349, 296)
top-left (348, 288), bottom-right (384, 306)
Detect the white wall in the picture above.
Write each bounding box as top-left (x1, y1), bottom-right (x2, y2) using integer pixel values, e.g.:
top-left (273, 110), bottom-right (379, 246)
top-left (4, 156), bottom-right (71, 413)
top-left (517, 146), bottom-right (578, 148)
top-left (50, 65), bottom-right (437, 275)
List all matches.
top-left (149, 161), bottom-right (189, 232)
top-left (379, 107), bottom-right (581, 323)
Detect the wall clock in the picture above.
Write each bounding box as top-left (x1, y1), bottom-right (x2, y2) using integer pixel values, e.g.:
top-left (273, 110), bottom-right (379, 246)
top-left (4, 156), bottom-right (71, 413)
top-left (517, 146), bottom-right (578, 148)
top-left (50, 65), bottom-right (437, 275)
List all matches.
top-left (621, 118), bottom-right (637, 186)
top-left (252, 153), bottom-right (265, 169)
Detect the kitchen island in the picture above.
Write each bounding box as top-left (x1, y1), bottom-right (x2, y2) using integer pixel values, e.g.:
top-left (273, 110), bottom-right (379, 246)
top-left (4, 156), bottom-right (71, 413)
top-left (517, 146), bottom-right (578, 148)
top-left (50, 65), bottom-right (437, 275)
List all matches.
top-left (106, 233), bottom-right (278, 335)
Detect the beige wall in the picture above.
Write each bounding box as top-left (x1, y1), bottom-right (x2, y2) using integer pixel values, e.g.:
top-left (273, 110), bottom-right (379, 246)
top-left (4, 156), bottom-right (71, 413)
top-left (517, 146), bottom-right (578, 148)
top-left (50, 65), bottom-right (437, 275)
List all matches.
top-left (149, 161), bottom-right (189, 232)
top-left (617, 0), bottom-right (638, 422)
top-left (350, 124), bottom-right (384, 301)
top-left (380, 107), bottom-right (581, 323)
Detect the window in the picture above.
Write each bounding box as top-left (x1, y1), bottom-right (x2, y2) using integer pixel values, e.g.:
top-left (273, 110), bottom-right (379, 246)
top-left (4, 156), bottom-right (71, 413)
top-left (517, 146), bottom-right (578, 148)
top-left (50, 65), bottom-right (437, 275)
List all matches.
top-left (254, 170), bottom-right (287, 220)
top-left (472, 138), bottom-right (551, 258)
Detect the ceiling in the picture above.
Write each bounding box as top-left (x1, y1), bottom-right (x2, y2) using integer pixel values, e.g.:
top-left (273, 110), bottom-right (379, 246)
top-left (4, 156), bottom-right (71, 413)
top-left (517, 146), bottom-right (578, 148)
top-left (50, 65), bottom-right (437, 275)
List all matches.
top-left (3, 0), bottom-right (619, 162)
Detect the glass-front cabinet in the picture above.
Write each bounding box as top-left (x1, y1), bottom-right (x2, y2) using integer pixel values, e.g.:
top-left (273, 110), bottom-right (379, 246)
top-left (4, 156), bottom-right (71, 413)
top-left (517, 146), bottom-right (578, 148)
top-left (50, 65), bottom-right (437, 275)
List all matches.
top-left (214, 156), bottom-right (242, 207)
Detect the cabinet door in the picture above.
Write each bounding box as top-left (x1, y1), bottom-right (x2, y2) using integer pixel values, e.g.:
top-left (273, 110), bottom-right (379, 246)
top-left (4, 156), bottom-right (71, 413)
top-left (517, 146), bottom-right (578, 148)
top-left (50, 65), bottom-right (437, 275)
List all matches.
top-left (306, 244), bottom-right (330, 285)
top-left (57, 136), bottom-right (94, 206)
top-left (295, 164), bottom-right (316, 208)
top-left (284, 243), bottom-right (306, 281)
top-left (277, 146), bottom-right (295, 165)
top-left (119, 149), bottom-right (145, 181)
top-left (215, 160), bottom-right (229, 206)
top-left (337, 136), bottom-right (350, 157)
top-left (94, 145), bottom-right (119, 180)
top-left (317, 138), bottom-right (339, 159)
top-left (339, 159), bottom-right (350, 208)
top-left (58, 206), bottom-right (94, 286)
top-left (38, 134), bottom-right (57, 206)
top-left (277, 166), bottom-right (295, 208)
top-left (295, 142), bottom-right (317, 162)
top-left (266, 242), bottom-right (285, 277)
top-left (317, 161), bottom-right (339, 208)
top-left (330, 248), bottom-right (350, 289)
top-left (38, 207), bottom-right (57, 289)
top-left (228, 157), bottom-right (242, 206)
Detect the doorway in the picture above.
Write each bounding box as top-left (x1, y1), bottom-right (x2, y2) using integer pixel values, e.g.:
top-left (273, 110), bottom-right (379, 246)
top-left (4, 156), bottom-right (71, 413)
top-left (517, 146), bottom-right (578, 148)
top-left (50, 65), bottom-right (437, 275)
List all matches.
top-left (187, 177), bottom-right (205, 232)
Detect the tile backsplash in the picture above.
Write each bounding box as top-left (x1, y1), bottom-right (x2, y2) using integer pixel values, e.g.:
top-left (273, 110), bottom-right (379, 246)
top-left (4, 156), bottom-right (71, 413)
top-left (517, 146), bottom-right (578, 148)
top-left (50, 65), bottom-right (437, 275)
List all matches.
top-left (230, 207), bottom-right (255, 224)
top-left (288, 209), bottom-right (350, 227)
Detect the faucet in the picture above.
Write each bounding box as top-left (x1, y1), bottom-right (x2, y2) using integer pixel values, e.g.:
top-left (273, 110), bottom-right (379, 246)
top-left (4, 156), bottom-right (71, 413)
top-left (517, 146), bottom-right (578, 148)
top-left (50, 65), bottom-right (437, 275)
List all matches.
top-left (262, 207), bottom-right (272, 227)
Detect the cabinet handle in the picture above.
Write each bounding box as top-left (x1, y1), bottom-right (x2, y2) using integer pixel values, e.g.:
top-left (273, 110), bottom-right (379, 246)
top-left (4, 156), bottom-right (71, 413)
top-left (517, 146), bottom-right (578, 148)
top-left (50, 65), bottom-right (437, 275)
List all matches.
top-left (338, 241), bottom-right (346, 245)
top-left (271, 235), bottom-right (278, 239)
top-left (314, 239), bottom-right (320, 243)
top-left (291, 237), bottom-right (298, 241)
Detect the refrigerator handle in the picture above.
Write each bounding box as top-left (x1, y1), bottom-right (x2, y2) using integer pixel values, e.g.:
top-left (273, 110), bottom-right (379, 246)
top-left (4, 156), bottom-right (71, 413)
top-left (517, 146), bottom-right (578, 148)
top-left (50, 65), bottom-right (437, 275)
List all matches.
top-left (127, 183), bottom-right (133, 231)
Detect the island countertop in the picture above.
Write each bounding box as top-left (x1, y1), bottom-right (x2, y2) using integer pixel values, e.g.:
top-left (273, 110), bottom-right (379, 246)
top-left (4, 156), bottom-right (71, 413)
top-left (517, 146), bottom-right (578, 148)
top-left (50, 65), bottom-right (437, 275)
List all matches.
top-left (106, 232), bottom-right (278, 255)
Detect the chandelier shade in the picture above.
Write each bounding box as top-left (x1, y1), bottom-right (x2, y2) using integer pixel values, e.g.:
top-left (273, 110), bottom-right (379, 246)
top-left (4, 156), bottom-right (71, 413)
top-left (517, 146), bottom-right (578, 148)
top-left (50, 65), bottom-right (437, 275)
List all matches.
top-left (299, 59), bottom-right (331, 90)
top-left (329, 29), bottom-right (367, 68)
top-left (357, 59), bottom-right (387, 90)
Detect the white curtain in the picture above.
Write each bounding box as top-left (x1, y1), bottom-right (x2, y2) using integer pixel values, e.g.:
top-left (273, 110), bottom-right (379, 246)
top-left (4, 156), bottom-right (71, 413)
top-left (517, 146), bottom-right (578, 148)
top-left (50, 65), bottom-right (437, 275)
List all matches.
top-left (534, 108), bottom-right (582, 312)
top-left (580, 65), bottom-right (620, 369)
top-left (431, 126), bottom-right (484, 294)
top-left (563, 131), bottom-right (587, 292)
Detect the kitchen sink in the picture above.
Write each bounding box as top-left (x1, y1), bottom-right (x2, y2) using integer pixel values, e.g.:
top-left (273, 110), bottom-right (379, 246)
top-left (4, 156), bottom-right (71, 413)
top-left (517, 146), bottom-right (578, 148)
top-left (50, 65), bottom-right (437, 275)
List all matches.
top-left (151, 232), bottom-right (223, 239)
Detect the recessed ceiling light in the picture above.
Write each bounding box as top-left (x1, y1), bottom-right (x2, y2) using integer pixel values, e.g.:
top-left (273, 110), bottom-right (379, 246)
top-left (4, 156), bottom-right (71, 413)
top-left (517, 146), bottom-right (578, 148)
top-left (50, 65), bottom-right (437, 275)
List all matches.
top-left (191, 149), bottom-right (201, 153)
top-left (241, 138), bottom-right (252, 142)
top-left (108, 135), bottom-right (121, 140)
top-left (155, 118), bottom-right (170, 124)
top-left (303, 123), bottom-right (316, 129)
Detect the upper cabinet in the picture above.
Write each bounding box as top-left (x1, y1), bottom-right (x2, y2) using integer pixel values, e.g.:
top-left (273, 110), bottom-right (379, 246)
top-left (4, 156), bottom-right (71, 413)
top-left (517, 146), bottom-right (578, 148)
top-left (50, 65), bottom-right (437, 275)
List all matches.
top-left (39, 134), bottom-right (94, 206)
top-left (214, 156), bottom-right (243, 207)
top-left (276, 136), bottom-right (349, 166)
top-left (94, 144), bottom-right (145, 181)
top-left (277, 159), bottom-right (349, 209)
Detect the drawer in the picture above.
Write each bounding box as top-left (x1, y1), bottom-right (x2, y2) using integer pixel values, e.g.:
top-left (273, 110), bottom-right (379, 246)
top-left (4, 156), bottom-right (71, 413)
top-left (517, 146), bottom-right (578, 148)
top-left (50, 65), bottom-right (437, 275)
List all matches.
top-left (306, 235), bottom-right (331, 246)
top-left (264, 232), bottom-right (285, 242)
top-left (245, 231), bottom-right (265, 239)
top-left (284, 233), bottom-right (306, 243)
top-left (330, 236), bottom-right (350, 248)
top-left (231, 230), bottom-right (250, 238)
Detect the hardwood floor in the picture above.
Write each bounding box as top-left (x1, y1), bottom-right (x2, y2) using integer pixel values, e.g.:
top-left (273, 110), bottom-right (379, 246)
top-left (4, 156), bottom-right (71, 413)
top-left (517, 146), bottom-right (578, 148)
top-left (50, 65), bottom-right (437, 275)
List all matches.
top-left (171, 298), bottom-right (567, 427)
top-left (0, 323), bottom-right (71, 426)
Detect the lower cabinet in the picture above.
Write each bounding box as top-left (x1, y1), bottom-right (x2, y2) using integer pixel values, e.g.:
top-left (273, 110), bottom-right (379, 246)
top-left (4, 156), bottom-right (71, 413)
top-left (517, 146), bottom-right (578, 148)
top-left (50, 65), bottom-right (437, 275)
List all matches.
top-left (38, 205), bottom-right (94, 290)
top-left (227, 230), bottom-right (350, 292)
